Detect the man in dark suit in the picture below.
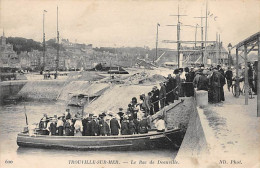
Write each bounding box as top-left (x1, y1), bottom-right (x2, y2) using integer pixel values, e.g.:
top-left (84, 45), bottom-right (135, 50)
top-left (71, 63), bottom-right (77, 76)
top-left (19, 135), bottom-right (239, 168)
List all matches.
top-left (117, 108), bottom-right (124, 123)
top-left (90, 115), bottom-right (98, 136)
top-left (166, 74), bottom-right (175, 104)
top-left (85, 114), bottom-right (94, 136)
top-left (225, 67), bottom-right (233, 91)
top-left (159, 82), bottom-right (166, 109)
top-left (197, 70), bottom-right (209, 91)
top-left (82, 115), bottom-right (87, 136)
top-left (110, 116), bottom-right (120, 135)
top-left (174, 69), bottom-right (181, 100)
top-left (151, 86), bottom-right (160, 113)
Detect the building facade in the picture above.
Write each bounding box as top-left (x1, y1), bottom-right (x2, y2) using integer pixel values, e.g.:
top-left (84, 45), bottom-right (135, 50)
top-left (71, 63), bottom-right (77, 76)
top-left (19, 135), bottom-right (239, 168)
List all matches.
top-left (0, 32), bottom-right (20, 68)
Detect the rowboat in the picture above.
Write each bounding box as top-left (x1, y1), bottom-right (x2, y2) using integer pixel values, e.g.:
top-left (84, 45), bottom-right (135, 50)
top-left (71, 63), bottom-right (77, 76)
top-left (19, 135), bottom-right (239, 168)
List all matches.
top-left (17, 128), bottom-right (183, 150)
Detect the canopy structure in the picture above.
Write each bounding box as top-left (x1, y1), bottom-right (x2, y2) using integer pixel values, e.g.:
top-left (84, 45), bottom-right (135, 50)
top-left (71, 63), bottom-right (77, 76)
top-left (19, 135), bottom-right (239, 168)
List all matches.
top-left (232, 31), bottom-right (260, 117)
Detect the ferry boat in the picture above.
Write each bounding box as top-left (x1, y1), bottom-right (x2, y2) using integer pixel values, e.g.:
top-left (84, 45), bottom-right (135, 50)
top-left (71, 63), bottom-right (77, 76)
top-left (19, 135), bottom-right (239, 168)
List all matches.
top-left (17, 128), bottom-right (182, 150)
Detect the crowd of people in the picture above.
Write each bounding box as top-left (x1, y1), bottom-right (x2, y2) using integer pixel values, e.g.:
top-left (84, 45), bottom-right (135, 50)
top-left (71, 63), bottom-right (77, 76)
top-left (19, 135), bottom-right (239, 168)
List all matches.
top-left (38, 106), bottom-right (166, 137)
top-left (37, 62), bottom-right (258, 136)
top-left (153, 62), bottom-right (257, 106)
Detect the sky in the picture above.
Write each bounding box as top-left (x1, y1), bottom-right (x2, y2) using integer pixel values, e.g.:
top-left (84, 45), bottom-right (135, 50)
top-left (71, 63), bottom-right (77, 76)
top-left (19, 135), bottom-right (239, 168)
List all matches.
top-left (0, 0), bottom-right (259, 49)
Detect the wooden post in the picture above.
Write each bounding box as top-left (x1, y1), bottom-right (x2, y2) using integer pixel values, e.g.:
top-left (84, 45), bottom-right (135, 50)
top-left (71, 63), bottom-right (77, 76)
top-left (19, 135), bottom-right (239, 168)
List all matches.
top-left (235, 48), bottom-right (239, 97)
top-left (244, 45), bottom-right (249, 105)
top-left (257, 36), bottom-right (260, 117)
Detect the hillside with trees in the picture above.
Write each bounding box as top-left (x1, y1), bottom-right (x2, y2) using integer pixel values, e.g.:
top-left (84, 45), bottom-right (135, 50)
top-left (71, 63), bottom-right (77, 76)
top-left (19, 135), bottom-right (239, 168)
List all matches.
top-left (6, 37), bottom-right (43, 54)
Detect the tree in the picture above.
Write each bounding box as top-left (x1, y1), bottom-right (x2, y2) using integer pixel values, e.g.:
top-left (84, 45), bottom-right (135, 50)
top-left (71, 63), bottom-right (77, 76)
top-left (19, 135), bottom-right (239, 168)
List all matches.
top-left (6, 37), bottom-right (43, 54)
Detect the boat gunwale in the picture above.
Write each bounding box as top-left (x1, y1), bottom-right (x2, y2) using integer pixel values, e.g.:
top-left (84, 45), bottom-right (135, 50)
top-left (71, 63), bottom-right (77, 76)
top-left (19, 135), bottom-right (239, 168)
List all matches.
top-left (17, 128), bottom-right (181, 141)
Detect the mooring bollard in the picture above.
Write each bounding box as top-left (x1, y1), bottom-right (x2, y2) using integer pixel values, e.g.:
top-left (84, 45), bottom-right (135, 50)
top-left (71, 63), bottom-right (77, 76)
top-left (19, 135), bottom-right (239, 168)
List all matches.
top-left (196, 90), bottom-right (208, 107)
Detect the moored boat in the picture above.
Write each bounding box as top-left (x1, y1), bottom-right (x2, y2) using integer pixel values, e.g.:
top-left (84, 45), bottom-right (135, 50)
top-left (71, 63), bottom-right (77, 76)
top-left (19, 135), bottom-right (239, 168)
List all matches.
top-left (17, 128), bottom-right (182, 150)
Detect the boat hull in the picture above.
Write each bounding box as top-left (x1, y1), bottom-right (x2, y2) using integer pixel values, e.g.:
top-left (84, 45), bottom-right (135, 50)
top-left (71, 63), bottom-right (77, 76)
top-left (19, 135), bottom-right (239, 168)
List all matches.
top-left (17, 129), bottom-right (183, 151)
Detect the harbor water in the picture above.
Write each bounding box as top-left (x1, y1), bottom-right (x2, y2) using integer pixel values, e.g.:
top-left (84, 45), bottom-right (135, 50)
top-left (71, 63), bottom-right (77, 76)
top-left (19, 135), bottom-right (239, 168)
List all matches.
top-left (0, 101), bottom-right (177, 167)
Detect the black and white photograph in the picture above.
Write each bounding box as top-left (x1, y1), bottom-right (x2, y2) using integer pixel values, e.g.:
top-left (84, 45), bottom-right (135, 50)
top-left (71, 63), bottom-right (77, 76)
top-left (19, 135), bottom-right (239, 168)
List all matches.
top-left (0, 0), bottom-right (259, 168)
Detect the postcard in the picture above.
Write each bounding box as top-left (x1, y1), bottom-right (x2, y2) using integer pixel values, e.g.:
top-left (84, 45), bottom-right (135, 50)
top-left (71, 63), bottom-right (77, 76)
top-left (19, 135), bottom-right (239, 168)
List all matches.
top-left (0, 0), bottom-right (259, 168)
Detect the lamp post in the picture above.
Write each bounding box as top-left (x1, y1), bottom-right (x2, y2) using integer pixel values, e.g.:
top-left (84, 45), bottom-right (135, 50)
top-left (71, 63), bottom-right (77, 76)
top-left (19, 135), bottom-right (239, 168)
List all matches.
top-left (228, 43), bottom-right (232, 67)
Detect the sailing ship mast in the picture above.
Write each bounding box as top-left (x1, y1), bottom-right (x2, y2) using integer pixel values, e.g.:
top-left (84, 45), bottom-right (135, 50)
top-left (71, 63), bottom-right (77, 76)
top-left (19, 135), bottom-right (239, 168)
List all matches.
top-left (55, 6), bottom-right (59, 79)
top-left (204, 0), bottom-right (208, 64)
top-left (42, 10), bottom-right (47, 71)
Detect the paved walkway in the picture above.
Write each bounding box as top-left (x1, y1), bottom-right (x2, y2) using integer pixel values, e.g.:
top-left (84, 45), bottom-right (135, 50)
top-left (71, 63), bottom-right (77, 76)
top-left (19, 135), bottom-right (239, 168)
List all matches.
top-left (198, 86), bottom-right (260, 167)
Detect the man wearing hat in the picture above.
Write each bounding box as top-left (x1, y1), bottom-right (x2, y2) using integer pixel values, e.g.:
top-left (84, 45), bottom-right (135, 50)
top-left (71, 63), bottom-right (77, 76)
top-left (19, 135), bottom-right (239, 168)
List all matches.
top-left (117, 108), bottom-right (124, 123)
top-left (57, 116), bottom-right (64, 136)
top-left (82, 113), bottom-right (88, 136)
top-left (110, 115), bottom-right (120, 135)
top-left (186, 67), bottom-right (195, 82)
top-left (53, 115), bottom-right (58, 122)
top-left (218, 65), bottom-right (225, 76)
top-left (83, 113), bottom-right (94, 136)
top-left (39, 114), bottom-right (49, 135)
top-left (174, 69), bottom-right (181, 100)
top-left (121, 116), bottom-right (129, 135)
top-left (193, 70), bottom-right (202, 89)
top-left (197, 70), bottom-right (209, 91)
top-left (225, 67), bottom-right (233, 91)
top-left (209, 67), bottom-right (224, 103)
top-left (47, 117), bottom-right (57, 136)
top-left (184, 67), bottom-right (195, 97)
top-left (159, 82), bottom-right (166, 109)
top-left (97, 114), bottom-right (105, 135)
top-left (90, 115), bottom-right (99, 136)
top-left (65, 109), bottom-right (71, 120)
top-left (99, 113), bottom-right (110, 136)
top-left (166, 74), bottom-right (175, 105)
top-left (151, 86), bottom-right (160, 113)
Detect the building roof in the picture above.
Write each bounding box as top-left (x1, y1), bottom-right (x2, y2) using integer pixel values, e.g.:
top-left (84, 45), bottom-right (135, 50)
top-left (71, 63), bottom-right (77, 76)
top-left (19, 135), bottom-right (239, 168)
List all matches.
top-left (233, 31), bottom-right (260, 49)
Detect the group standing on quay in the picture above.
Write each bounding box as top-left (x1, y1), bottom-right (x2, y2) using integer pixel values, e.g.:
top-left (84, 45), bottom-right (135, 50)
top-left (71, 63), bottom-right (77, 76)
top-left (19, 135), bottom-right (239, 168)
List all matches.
top-left (37, 62), bottom-right (258, 136)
